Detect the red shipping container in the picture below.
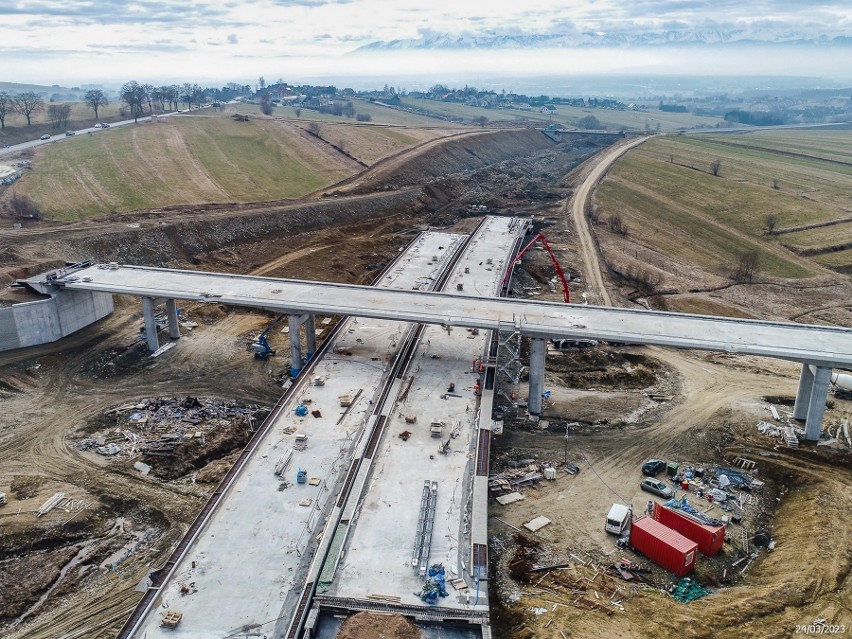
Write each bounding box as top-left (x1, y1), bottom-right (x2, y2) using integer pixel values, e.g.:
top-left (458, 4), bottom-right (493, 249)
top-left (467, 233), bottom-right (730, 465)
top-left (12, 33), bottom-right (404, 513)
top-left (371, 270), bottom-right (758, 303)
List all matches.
top-left (654, 503), bottom-right (725, 557)
top-left (630, 516), bottom-right (697, 577)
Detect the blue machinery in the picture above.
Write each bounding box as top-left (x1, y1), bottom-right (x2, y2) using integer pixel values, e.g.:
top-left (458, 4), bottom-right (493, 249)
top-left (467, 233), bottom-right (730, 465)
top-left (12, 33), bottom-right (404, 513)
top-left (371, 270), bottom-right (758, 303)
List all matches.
top-left (250, 312), bottom-right (318, 377)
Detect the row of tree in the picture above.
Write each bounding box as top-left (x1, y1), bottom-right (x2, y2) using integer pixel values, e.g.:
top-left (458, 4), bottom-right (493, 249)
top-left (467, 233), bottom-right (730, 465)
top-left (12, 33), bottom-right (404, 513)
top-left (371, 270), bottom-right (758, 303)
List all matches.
top-left (0, 88), bottom-right (111, 128)
top-left (0, 82), bottom-right (250, 129)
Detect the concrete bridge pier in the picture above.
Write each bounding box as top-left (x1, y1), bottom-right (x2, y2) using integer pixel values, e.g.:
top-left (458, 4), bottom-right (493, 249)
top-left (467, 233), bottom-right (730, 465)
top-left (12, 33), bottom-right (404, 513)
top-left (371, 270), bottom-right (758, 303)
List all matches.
top-left (142, 297), bottom-right (159, 352)
top-left (304, 314), bottom-right (317, 361)
top-left (166, 299), bottom-right (180, 340)
top-left (142, 297), bottom-right (182, 352)
top-left (289, 314), bottom-right (303, 378)
top-left (793, 363), bottom-right (833, 440)
top-left (527, 337), bottom-right (546, 419)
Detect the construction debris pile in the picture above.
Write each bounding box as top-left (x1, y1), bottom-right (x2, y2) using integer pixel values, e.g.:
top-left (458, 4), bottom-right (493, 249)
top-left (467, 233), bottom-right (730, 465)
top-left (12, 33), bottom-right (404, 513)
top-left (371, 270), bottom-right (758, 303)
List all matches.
top-left (34, 492), bottom-right (90, 518)
top-left (495, 535), bottom-right (637, 619)
top-left (77, 396), bottom-right (270, 462)
top-left (489, 459), bottom-right (578, 495)
top-left (756, 402), bottom-right (851, 449)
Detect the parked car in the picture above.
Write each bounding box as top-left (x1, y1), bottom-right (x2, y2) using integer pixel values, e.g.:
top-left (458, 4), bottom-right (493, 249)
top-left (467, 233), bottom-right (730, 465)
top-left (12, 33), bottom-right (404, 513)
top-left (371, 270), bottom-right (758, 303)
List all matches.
top-left (642, 459), bottom-right (666, 476)
top-left (640, 477), bottom-right (673, 498)
top-left (39, 134), bottom-right (51, 140)
top-left (93, 123), bottom-right (102, 128)
top-left (65, 131), bottom-right (76, 136)
top-left (100, 123), bottom-right (110, 128)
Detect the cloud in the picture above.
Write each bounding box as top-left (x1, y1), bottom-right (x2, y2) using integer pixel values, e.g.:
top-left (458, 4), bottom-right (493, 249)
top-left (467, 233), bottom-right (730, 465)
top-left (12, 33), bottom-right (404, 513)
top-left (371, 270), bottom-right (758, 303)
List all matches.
top-left (0, 0), bottom-right (230, 26)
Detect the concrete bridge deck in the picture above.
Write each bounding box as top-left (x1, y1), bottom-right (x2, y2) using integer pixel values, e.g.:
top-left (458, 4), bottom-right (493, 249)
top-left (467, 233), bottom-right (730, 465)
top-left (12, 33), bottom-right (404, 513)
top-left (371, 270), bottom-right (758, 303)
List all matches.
top-left (58, 264), bottom-right (852, 369)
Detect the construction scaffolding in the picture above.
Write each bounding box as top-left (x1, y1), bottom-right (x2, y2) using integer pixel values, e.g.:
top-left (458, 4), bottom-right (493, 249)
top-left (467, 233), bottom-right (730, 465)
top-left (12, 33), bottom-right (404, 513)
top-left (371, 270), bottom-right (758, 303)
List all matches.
top-left (497, 320), bottom-right (522, 402)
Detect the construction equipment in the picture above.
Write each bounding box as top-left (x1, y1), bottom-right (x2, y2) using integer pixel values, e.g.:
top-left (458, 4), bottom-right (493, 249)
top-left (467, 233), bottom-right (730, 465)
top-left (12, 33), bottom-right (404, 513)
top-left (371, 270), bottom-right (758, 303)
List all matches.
top-left (500, 232), bottom-right (570, 303)
top-left (250, 313), bottom-right (286, 360)
top-left (296, 469), bottom-right (307, 484)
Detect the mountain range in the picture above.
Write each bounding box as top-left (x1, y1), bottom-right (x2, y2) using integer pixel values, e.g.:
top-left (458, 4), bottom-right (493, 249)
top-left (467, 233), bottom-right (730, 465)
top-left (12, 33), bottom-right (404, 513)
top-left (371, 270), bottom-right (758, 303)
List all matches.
top-left (358, 30), bottom-right (852, 51)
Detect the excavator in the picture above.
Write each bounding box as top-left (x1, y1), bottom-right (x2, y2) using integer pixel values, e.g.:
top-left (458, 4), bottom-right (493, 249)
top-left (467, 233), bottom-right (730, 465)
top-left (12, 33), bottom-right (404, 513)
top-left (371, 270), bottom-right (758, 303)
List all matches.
top-left (500, 233), bottom-right (570, 303)
top-left (250, 313), bottom-right (286, 360)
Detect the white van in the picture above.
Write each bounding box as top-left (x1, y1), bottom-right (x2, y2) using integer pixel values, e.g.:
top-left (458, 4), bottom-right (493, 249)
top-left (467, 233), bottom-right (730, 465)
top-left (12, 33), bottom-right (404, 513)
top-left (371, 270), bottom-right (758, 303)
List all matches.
top-left (605, 503), bottom-right (632, 535)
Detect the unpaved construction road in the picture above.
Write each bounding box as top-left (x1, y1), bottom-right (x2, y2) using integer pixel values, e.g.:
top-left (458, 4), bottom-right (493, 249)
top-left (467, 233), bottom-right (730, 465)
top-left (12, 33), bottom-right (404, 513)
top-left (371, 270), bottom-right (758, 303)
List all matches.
top-left (566, 135), bottom-right (650, 307)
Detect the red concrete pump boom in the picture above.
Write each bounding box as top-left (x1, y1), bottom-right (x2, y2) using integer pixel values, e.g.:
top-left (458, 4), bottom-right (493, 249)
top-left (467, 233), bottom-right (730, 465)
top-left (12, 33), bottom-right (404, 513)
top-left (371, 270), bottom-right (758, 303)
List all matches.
top-left (501, 233), bottom-right (570, 303)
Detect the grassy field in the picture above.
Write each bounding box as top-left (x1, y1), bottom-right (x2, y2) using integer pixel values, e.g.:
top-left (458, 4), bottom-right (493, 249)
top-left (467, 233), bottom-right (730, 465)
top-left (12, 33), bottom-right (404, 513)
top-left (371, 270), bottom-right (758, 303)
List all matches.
top-left (8, 115), bottom-right (361, 220)
top-left (399, 98), bottom-right (725, 132)
top-left (225, 100), bottom-right (463, 129)
top-left (596, 130), bottom-right (852, 277)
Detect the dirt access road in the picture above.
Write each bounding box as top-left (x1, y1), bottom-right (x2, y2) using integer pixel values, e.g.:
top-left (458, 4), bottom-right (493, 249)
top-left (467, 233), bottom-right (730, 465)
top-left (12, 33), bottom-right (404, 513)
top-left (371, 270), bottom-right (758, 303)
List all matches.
top-left (491, 134), bottom-right (852, 638)
top-left (567, 134), bottom-right (650, 307)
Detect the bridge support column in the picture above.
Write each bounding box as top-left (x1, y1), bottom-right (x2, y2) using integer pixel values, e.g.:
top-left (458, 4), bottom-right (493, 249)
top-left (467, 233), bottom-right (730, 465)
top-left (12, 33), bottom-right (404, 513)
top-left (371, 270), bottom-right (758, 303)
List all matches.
top-left (805, 366), bottom-right (832, 441)
top-left (142, 297), bottom-right (159, 352)
top-left (289, 314), bottom-right (303, 378)
top-left (528, 338), bottom-right (546, 419)
top-left (304, 314), bottom-right (316, 361)
top-left (165, 299), bottom-right (180, 340)
top-left (793, 363), bottom-right (814, 420)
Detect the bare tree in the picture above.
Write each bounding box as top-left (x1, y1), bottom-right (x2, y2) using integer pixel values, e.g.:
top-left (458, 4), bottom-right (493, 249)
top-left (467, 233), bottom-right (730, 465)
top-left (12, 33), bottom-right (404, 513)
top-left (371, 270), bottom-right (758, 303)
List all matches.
top-left (294, 107), bottom-right (301, 118)
top-left (0, 91), bottom-right (11, 129)
top-left (626, 264), bottom-right (664, 294)
top-left (180, 83), bottom-right (193, 109)
top-left (710, 159), bottom-right (722, 176)
top-left (83, 89), bottom-right (108, 120)
top-left (47, 104), bottom-right (71, 129)
top-left (120, 81), bottom-right (147, 122)
top-left (307, 122), bottom-right (320, 136)
top-left (609, 213), bottom-right (628, 235)
top-left (166, 85), bottom-right (180, 111)
top-left (258, 89), bottom-right (273, 115)
top-left (13, 91), bottom-right (44, 126)
top-left (191, 84), bottom-right (206, 108)
top-left (142, 83), bottom-right (155, 114)
top-left (577, 115), bottom-right (601, 130)
top-left (765, 213), bottom-right (779, 234)
top-left (772, 178), bottom-right (780, 190)
top-left (732, 250), bottom-right (758, 282)
top-left (6, 191), bottom-right (41, 219)
top-left (472, 115), bottom-right (488, 127)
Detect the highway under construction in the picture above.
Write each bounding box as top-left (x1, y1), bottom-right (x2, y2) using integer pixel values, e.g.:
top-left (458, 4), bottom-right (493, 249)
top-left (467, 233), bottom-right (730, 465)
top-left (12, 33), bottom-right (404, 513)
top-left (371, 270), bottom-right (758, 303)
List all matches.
top-left (110, 215), bottom-right (527, 638)
top-left (10, 214), bottom-right (852, 639)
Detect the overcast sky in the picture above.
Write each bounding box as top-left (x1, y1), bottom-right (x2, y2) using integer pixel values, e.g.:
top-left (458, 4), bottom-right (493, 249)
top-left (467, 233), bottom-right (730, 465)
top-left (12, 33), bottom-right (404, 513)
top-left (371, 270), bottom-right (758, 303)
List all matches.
top-left (1, 0), bottom-right (851, 87)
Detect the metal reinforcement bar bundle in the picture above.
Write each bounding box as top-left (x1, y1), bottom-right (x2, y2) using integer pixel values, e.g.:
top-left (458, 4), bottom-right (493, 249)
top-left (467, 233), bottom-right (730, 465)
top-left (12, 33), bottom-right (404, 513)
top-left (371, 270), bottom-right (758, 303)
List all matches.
top-left (412, 480), bottom-right (438, 574)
